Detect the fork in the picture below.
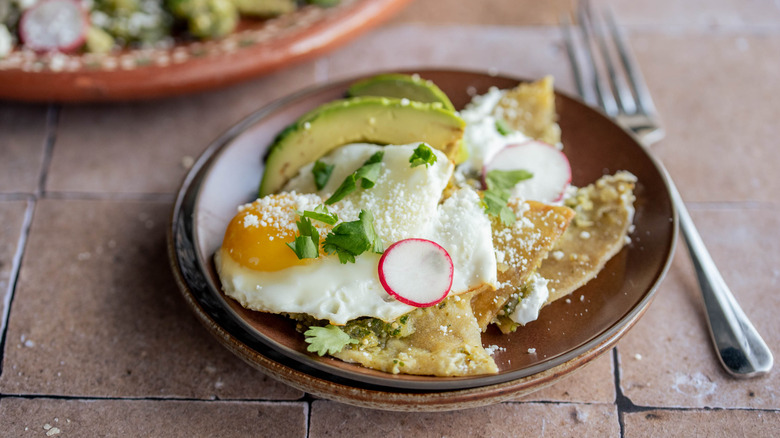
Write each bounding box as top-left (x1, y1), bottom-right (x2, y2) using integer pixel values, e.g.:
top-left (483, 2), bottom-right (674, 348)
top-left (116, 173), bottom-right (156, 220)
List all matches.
top-left (562, 1), bottom-right (773, 378)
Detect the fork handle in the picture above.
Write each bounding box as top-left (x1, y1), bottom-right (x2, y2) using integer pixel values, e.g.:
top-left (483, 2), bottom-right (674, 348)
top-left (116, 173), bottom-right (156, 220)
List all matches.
top-left (666, 174), bottom-right (773, 378)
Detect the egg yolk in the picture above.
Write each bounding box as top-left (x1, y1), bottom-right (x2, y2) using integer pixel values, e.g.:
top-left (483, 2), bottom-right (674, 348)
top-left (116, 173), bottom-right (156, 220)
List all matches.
top-left (221, 203), bottom-right (314, 272)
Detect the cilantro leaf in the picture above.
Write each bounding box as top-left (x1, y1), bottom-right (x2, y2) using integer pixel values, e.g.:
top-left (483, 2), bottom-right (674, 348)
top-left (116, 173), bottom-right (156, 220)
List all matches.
top-left (355, 162), bottom-right (382, 189)
top-left (301, 204), bottom-right (338, 225)
top-left (325, 152), bottom-right (385, 204)
top-left (312, 160), bottom-right (335, 190)
top-left (323, 221), bottom-right (369, 260)
top-left (495, 118), bottom-right (512, 136)
top-left (482, 190), bottom-right (515, 225)
top-left (485, 169), bottom-right (533, 191)
top-left (286, 216), bottom-right (320, 259)
top-left (304, 325), bottom-right (358, 356)
top-left (482, 169), bottom-right (533, 227)
top-left (326, 173), bottom-right (357, 205)
top-left (360, 209), bottom-right (384, 254)
top-left (323, 209), bottom-right (383, 264)
top-left (363, 150), bottom-right (385, 165)
top-left (286, 235), bottom-right (319, 259)
top-left (409, 143), bottom-right (438, 168)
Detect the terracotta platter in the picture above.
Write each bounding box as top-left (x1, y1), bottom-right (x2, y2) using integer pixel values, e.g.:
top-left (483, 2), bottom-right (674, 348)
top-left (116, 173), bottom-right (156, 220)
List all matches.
top-left (0, 0), bottom-right (411, 102)
top-left (168, 70), bottom-right (677, 411)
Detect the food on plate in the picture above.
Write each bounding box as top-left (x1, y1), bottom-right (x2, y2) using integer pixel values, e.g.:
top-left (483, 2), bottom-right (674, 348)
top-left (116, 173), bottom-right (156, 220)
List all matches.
top-left (258, 97), bottom-right (466, 196)
top-left (0, 0), bottom-right (340, 57)
top-left (493, 75), bottom-right (561, 145)
top-left (214, 73), bottom-right (638, 376)
top-left (482, 140), bottom-right (571, 203)
top-left (347, 73), bottom-right (457, 112)
top-left (539, 171), bottom-right (637, 303)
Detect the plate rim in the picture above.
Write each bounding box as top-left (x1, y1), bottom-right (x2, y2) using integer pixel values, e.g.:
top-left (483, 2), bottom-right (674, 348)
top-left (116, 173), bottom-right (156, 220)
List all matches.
top-left (167, 68), bottom-right (678, 401)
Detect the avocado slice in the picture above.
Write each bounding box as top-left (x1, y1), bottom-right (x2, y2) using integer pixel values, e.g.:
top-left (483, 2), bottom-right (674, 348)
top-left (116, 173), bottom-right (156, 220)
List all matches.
top-left (347, 73), bottom-right (456, 112)
top-left (259, 97), bottom-right (465, 196)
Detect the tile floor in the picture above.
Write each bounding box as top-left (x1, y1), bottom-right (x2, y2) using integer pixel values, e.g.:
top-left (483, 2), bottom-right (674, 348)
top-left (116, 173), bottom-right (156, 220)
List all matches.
top-left (1, 0), bottom-right (779, 436)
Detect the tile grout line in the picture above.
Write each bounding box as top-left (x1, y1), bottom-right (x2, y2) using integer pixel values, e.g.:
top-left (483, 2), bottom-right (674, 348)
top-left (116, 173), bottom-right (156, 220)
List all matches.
top-left (613, 347), bottom-right (628, 437)
top-left (0, 197), bottom-right (36, 380)
top-left (612, 347), bottom-right (664, 434)
top-left (42, 191), bottom-right (177, 202)
top-left (37, 104), bottom-right (60, 199)
top-left (0, 393), bottom-right (310, 404)
top-left (304, 396), bottom-right (312, 438)
top-left (2, 391), bottom-right (779, 412)
top-left (0, 103), bottom-right (58, 384)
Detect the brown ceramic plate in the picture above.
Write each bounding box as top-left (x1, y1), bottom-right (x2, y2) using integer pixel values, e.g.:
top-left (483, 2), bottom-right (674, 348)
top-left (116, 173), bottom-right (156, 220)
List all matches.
top-left (0, 0), bottom-right (410, 102)
top-left (168, 69), bottom-right (677, 410)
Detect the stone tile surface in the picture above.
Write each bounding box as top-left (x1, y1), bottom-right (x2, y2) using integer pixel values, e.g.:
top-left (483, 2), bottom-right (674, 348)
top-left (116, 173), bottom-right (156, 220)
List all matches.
top-left (1, 0), bottom-right (779, 433)
top-left (0, 200), bottom-right (29, 332)
top-left (623, 409), bottom-right (780, 437)
top-left (0, 199), bottom-right (302, 400)
top-left (388, 0), bottom-right (574, 25)
top-left (0, 398), bottom-right (307, 437)
top-left (519, 352), bottom-right (616, 403)
top-left (599, 0), bottom-right (780, 28)
top-left (324, 25), bottom-right (578, 96)
top-left (630, 33), bottom-right (780, 203)
top-left (617, 208), bottom-right (780, 409)
top-left (310, 400), bottom-right (619, 437)
top-left (0, 104), bottom-right (48, 194)
top-left (46, 63), bottom-right (317, 195)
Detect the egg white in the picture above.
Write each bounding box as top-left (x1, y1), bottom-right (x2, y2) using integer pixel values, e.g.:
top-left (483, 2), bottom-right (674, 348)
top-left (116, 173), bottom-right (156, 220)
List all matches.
top-left (216, 144), bottom-right (498, 325)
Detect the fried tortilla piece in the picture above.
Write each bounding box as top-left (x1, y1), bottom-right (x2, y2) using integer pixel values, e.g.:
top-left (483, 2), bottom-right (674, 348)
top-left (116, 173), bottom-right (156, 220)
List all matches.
top-left (493, 76), bottom-right (561, 145)
top-left (471, 200), bottom-right (575, 331)
top-left (332, 291), bottom-right (498, 376)
top-left (539, 171), bottom-right (637, 303)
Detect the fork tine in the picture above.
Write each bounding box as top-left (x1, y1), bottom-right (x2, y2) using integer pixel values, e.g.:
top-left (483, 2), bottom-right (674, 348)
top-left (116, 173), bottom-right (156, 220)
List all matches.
top-left (577, 0), bottom-right (618, 117)
top-left (604, 7), bottom-right (658, 117)
top-left (590, 7), bottom-right (637, 114)
top-left (561, 13), bottom-right (588, 103)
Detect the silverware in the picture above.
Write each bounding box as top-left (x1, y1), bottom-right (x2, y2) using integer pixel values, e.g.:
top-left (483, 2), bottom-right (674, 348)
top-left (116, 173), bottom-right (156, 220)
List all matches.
top-left (562, 0), bottom-right (773, 378)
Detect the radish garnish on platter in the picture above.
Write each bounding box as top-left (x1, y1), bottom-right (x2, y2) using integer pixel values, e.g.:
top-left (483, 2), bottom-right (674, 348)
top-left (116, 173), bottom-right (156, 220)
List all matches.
top-left (19, 0), bottom-right (88, 53)
top-left (378, 238), bottom-right (454, 307)
top-left (484, 140), bottom-right (571, 203)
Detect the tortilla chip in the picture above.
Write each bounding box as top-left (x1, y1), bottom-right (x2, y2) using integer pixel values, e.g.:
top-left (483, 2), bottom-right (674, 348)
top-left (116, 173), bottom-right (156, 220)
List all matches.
top-left (332, 291), bottom-right (498, 376)
top-left (493, 76), bottom-right (562, 145)
top-left (539, 171), bottom-right (637, 303)
top-left (471, 200), bottom-right (575, 330)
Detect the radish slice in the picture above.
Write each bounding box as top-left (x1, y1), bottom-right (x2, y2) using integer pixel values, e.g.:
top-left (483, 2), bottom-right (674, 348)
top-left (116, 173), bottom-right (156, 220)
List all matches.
top-left (378, 238), bottom-right (454, 307)
top-left (20, 0), bottom-right (88, 53)
top-left (483, 140), bottom-right (571, 203)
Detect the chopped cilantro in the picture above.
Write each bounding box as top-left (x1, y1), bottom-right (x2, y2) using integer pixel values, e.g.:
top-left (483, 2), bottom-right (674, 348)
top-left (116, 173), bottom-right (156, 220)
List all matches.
top-left (482, 169), bottom-right (534, 226)
top-left (286, 216), bottom-right (320, 259)
top-left (312, 160), bottom-right (335, 190)
top-left (483, 189), bottom-right (517, 226)
top-left (355, 162), bottom-right (382, 190)
top-left (495, 118), bottom-right (512, 136)
top-left (326, 173), bottom-right (356, 205)
top-left (325, 151), bottom-right (384, 204)
top-left (323, 209), bottom-right (383, 264)
top-left (362, 150), bottom-right (385, 166)
top-left (408, 143), bottom-right (438, 168)
top-left (301, 204), bottom-right (338, 225)
top-left (485, 169), bottom-right (533, 192)
top-left (304, 325), bottom-right (358, 356)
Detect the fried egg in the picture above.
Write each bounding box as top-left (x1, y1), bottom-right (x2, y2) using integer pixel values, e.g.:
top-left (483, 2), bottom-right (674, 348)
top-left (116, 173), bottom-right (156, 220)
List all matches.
top-left (215, 143), bottom-right (497, 325)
